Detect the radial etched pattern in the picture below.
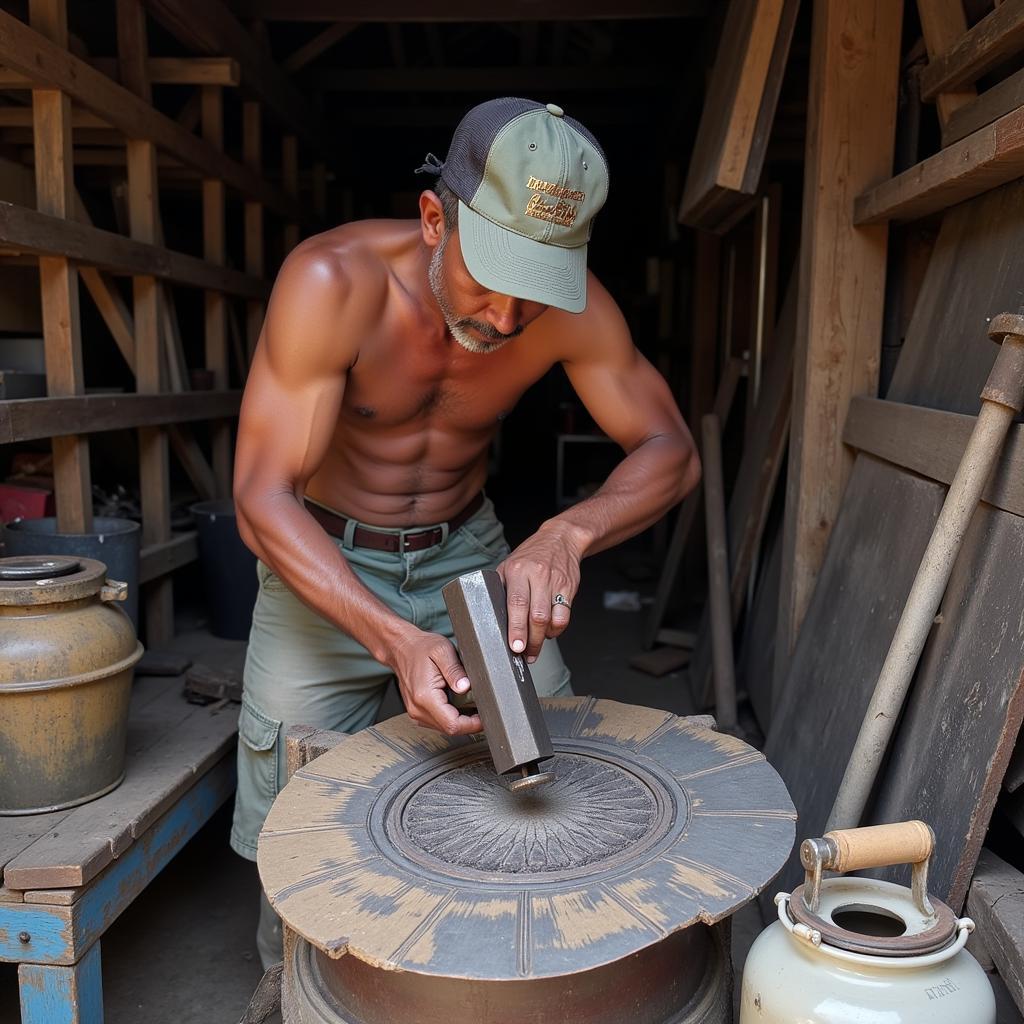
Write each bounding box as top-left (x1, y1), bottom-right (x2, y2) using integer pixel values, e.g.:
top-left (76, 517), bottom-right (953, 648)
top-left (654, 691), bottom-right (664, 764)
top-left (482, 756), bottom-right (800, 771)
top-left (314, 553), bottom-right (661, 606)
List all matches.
top-left (400, 752), bottom-right (655, 873)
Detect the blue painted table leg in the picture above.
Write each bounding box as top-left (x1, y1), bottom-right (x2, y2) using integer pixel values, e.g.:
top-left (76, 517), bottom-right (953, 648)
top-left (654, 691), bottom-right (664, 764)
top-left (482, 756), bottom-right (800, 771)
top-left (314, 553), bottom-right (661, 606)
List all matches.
top-left (18, 941), bottom-right (103, 1024)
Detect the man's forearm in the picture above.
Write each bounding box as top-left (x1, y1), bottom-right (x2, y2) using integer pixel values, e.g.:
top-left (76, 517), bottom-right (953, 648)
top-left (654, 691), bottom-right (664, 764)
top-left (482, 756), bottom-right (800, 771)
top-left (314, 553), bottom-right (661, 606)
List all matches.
top-left (236, 490), bottom-right (415, 664)
top-left (540, 433), bottom-right (700, 559)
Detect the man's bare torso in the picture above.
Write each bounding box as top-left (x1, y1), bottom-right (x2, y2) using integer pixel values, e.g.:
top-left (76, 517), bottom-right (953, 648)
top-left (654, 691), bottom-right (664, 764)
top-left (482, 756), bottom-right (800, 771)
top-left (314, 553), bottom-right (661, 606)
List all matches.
top-left (301, 219), bottom-right (566, 527)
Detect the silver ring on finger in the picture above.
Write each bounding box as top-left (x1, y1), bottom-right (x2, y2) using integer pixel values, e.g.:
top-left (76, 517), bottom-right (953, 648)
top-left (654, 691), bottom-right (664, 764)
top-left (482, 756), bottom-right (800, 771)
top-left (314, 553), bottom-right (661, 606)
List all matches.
top-left (553, 593), bottom-right (571, 610)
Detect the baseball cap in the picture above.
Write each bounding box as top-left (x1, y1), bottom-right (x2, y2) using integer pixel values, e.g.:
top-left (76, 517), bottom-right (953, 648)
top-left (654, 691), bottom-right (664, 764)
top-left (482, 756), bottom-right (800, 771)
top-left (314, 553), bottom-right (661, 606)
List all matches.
top-left (430, 97), bottom-right (609, 314)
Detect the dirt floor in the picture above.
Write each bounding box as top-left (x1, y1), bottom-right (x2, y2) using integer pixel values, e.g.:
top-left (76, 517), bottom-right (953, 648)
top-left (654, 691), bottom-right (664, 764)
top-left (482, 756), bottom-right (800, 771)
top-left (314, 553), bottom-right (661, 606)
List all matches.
top-left (2, 542), bottom-right (1021, 1022)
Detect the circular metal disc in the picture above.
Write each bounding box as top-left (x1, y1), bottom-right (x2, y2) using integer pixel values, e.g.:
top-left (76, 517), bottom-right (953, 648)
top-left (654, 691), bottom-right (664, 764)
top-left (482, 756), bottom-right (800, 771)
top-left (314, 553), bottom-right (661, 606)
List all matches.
top-left (258, 697), bottom-right (796, 981)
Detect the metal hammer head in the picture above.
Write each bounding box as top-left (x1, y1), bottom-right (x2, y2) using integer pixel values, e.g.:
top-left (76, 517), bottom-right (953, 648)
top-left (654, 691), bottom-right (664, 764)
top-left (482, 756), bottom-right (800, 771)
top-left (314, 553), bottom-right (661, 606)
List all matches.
top-left (442, 570), bottom-right (554, 788)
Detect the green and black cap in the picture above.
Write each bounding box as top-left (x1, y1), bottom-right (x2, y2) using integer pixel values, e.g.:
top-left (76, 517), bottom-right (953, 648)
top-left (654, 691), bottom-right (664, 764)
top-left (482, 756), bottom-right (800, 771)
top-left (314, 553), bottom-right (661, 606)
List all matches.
top-left (424, 97), bottom-right (609, 314)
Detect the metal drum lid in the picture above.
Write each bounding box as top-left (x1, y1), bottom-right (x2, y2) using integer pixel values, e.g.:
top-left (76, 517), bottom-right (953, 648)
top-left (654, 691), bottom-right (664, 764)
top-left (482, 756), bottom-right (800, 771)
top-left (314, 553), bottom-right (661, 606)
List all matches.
top-left (258, 697), bottom-right (796, 981)
top-left (0, 555), bottom-right (106, 605)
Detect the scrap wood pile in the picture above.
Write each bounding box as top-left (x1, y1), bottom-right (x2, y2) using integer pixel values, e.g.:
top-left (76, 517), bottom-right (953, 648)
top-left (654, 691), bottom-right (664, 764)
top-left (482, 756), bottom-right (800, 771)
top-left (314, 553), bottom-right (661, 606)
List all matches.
top-left (646, 2), bottom-right (1024, 1016)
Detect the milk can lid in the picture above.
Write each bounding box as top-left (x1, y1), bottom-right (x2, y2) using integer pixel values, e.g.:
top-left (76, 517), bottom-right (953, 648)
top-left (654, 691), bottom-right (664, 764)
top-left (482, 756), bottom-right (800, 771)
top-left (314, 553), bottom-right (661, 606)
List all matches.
top-left (0, 555), bottom-right (105, 605)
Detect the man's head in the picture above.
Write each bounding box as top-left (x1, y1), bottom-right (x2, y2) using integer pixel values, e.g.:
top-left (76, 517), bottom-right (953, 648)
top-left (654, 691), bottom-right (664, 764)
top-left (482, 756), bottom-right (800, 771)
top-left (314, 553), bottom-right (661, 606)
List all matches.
top-left (419, 98), bottom-right (609, 352)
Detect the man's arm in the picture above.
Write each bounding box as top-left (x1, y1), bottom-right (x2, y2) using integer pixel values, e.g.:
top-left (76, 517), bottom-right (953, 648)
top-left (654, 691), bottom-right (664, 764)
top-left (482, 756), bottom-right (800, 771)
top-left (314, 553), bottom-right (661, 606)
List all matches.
top-left (500, 274), bottom-right (700, 660)
top-left (234, 241), bottom-right (480, 735)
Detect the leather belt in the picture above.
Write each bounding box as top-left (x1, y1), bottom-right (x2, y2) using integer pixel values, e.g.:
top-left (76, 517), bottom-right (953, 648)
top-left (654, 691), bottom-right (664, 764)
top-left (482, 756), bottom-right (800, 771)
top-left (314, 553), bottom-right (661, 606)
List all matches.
top-left (304, 492), bottom-right (484, 553)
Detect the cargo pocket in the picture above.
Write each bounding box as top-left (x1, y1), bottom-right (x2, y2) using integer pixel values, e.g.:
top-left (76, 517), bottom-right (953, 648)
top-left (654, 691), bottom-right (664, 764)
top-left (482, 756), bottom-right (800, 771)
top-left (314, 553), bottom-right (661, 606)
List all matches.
top-left (257, 560), bottom-right (289, 594)
top-left (238, 695), bottom-right (282, 803)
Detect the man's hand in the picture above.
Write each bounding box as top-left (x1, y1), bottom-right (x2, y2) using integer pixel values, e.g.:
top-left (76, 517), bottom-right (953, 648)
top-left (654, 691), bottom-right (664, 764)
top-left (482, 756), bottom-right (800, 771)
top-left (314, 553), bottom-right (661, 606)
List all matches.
top-left (388, 630), bottom-right (483, 736)
top-left (497, 521), bottom-right (585, 663)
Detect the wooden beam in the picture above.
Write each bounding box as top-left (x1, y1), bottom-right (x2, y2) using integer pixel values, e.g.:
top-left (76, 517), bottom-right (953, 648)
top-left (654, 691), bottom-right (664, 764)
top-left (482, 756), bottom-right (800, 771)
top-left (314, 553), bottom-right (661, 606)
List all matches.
top-left (916, 0), bottom-right (975, 124)
top-left (0, 9), bottom-right (304, 220)
top-left (283, 22), bottom-right (357, 73)
top-left (30, 0), bottom-right (92, 534)
top-left (0, 56), bottom-right (239, 88)
top-left (942, 64), bottom-right (1024, 145)
top-left (308, 65), bottom-right (676, 92)
top-left (843, 396), bottom-right (1024, 518)
top-left (243, 100), bottom-right (265, 361)
top-left (0, 202), bottom-right (269, 298)
top-left (141, 0), bottom-right (329, 157)
top-left (920, 0), bottom-right (1024, 102)
top-left (202, 84), bottom-right (232, 496)
top-left (854, 103), bottom-right (1024, 225)
top-left (233, 0), bottom-right (708, 18)
top-left (119, 0), bottom-right (173, 645)
top-left (776, 0), bottom-right (903, 662)
top-left (0, 391), bottom-right (242, 443)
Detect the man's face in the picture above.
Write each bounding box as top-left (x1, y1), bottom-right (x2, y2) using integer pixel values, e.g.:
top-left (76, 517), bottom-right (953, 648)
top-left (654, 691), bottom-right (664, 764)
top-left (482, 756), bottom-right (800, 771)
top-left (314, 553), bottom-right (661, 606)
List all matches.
top-left (428, 221), bottom-right (548, 355)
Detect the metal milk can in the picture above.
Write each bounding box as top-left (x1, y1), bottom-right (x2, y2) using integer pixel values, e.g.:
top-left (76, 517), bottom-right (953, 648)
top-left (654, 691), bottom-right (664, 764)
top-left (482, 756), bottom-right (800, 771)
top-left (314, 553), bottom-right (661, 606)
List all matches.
top-left (0, 555), bottom-right (143, 814)
top-left (740, 820), bottom-right (995, 1023)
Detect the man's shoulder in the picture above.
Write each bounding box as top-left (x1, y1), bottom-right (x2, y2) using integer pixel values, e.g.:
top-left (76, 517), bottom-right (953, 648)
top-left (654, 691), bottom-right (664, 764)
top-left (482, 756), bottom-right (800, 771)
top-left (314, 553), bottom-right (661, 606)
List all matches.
top-left (280, 221), bottom-right (398, 297)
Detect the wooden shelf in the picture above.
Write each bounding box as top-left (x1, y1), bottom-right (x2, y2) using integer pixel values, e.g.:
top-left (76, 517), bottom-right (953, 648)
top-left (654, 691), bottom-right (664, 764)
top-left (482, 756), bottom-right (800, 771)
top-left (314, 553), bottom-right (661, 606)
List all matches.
top-left (0, 202), bottom-right (269, 299)
top-left (0, 391), bottom-right (242, 443)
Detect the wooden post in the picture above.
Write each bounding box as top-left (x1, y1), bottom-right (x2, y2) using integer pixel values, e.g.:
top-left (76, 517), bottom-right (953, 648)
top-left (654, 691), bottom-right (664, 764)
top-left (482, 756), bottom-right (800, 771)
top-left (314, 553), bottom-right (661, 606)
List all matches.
top-left (118, 0), bottom-right (173, 645)
top-left (29, 0), bottom-right (92, 533)
top-left (775, 0), bottom-right (903, 666)
top-left (202, 84), bottom-right (231, 496)
top-left (282, 134), bottom-right (299, 254)
top-left (689, 231), bottom-right (721, 428)
top-left (244, 100), bottom-right (265, 359)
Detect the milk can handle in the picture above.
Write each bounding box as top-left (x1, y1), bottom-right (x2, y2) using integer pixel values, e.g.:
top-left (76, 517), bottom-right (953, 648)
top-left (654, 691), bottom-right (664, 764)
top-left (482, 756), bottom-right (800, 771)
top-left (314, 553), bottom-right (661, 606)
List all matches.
top-left (800, 820), bottom-right (935, 915)
top-left (100, 578), bottom-right (129, 602)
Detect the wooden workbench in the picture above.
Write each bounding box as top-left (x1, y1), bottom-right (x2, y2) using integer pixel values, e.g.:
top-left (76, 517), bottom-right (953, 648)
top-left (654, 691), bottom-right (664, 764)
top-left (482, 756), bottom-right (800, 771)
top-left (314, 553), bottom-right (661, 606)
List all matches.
top-left (0, 666), bottom-right (239, 1024)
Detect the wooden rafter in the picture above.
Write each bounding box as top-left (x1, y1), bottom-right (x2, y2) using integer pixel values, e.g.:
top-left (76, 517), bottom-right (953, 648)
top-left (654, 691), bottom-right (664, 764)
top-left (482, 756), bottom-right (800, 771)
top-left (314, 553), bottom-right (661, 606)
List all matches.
top-left (232, 0), bottom-right (708, 19)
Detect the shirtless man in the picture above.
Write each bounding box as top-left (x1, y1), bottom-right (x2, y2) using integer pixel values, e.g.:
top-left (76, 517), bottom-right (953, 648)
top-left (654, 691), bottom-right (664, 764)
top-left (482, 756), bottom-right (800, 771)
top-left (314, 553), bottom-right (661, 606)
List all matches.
top-left (230, 98), bottom-right (699, 965)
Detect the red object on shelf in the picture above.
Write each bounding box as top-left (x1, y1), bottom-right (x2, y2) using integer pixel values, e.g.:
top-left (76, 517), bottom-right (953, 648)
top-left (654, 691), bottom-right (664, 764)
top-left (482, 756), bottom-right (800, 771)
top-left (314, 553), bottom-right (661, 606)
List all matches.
top-left (0, 484), bottom-right (54, 523)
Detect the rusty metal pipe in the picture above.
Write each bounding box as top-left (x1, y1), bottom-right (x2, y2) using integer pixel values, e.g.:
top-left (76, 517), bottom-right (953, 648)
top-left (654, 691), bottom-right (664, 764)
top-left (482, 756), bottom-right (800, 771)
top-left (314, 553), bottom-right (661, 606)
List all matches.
top-left (827, 318), bottom-right (1024, 832)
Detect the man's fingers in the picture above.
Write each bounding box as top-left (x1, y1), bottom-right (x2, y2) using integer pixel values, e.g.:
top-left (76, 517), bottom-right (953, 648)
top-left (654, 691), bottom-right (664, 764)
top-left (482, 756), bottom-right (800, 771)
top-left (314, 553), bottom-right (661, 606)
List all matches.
top-left (431, 640), bottom-right (470, 693)
top-left (505, 571), bottom-right (531, 654)
top-left (526, 579), bottom-right (552, 662)
top-left (429, 696), bottom-right (482, 736)
top-left (548, 601), bottom-right (572, 637)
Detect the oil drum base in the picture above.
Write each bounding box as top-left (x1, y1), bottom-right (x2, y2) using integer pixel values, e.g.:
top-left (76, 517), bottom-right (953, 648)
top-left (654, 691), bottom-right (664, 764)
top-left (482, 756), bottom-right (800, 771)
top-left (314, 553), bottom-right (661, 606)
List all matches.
top-left (288, 925), bottom-right (733, 1024)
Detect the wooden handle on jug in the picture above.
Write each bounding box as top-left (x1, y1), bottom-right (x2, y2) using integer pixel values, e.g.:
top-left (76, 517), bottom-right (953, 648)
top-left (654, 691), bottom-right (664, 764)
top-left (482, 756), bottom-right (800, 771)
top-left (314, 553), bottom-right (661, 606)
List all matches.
top-left (824, 820), bottom-right (934, 872)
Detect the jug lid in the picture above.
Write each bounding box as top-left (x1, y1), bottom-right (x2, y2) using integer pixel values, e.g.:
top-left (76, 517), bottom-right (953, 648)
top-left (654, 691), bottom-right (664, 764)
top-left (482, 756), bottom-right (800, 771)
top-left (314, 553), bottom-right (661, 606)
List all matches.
top-left (789, 876), bottom-right (958, 956)
top-left (0, 555), bottom-right (106, 606)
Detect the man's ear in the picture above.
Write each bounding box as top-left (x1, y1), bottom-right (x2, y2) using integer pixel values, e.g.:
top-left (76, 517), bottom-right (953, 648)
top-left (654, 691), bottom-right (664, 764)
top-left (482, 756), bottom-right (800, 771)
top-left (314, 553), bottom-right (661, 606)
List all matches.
top-left (419, 190), bottom-right (445, 247)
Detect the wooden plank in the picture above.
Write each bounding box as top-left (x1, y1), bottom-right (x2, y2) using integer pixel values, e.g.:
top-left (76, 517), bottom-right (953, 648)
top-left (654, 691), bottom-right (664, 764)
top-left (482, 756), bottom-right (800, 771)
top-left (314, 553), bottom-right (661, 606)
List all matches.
top-left (844, 396), bottom-right (1024, 518)
top-left (243, 100), bottom-right (265, 361)
top-left (0, 391), bottom-right (241, 442)
top-left (0, 10), bottom-right (304, 220)
top-left (920, 0), bottom-right (1024, 102)
top-left (119, 0), bottom-right (173, 646)
top-left (148, 56), bottom-right (239, 86)
top-left (283, 22), bottom-right (358, 73)
top-left (690, 280), bottom-right (795, 704)
top-left (966, 849), bottom-right (1024, 1017)
top-left (917, 0), bottom-right (976, 124)
top-left (0, 757), bottom-right (235, 966)
top-left (679, 0), bottom-right (799, 230)
top-left (140, 531), bottom-right (198, 583)
top-left (765, 456), bottom-right (947, 906)
top-left (202, 84), bottom-right (232, 495)
top-left (2, 703), bottom-right (238, 890)
top-left (0, 202), bottom-right (268, 298)
top-left (0, 106), bottom-right (110, 127)
top-left (866, 501), bottom-right (1024, 911)
top-left (1, 810), bottom-right (73, 884)
top-left (776, 0), bottom-right (902, 662)
top-left (942, 65), bottom-right (1024, 146)
top-left (30, 0), bottom-right (91, 535)
top-left (235, 0), bottom-right (708, 18)
top-left (854, 103), bottom-right (1024, 225)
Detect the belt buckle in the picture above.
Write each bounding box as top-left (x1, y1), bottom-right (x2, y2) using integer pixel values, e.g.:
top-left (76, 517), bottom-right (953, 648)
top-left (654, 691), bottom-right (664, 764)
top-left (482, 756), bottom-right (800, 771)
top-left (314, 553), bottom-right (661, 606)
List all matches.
top-left (400, 522), bottom-right (449, 551)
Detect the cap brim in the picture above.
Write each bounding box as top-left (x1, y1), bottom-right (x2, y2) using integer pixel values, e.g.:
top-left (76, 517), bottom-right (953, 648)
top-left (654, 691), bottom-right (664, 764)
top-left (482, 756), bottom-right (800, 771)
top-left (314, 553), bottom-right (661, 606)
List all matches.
top-left (457, 201), bottom-right (587, 314)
